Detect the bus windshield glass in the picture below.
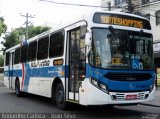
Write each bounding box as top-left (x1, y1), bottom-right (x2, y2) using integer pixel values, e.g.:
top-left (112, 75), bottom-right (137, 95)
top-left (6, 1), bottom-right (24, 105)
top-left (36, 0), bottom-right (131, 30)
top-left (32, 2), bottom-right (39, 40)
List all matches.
top-left (89, 28), bottom-right (153, 70)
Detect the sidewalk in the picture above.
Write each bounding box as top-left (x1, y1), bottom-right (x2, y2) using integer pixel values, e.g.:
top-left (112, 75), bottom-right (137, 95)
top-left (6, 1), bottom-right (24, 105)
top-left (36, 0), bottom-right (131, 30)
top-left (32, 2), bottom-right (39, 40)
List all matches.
top-left (141, 87), bottom-right (160, 107)
top-left (0, 73), bottom-right (5, 87)
top-left (0, 73), bottom-right (4, 80)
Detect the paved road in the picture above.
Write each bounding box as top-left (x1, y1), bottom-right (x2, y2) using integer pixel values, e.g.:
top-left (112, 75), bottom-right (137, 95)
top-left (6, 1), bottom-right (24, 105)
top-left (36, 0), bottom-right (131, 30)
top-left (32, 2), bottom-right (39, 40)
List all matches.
top-left (0, 82), bottom-right (160, 119)
top-left (0, 73), bottom-right (4, 80)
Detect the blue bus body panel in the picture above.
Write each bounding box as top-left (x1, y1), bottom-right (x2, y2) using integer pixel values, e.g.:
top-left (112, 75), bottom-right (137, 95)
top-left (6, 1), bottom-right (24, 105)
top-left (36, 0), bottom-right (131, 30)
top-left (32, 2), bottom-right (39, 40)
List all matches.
top-left (86, 64), bottom-right (155, 92)
top-left (4, 65), bottom-right (66, 78)
top-left (4, 63), bottom-right (66, 92)
top-left (4, 63), bottom-right (155, 92)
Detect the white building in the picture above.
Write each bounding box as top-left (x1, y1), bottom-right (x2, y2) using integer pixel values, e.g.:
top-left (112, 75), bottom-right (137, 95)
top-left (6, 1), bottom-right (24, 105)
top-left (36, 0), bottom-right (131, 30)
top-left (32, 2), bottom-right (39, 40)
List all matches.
top-left (135, 0), bottom-right (160, 43)
top-left (100, 0), bottom-right (160, 42)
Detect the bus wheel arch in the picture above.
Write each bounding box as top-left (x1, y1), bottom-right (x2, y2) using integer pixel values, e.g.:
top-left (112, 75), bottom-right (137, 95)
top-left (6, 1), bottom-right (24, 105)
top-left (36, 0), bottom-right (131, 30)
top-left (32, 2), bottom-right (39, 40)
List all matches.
top-left (51, 77), bottom-right (67, 109)
top-left (15, 77), bottom-right (22, 97)
top-left (52, 77), bottom-right (62, 100)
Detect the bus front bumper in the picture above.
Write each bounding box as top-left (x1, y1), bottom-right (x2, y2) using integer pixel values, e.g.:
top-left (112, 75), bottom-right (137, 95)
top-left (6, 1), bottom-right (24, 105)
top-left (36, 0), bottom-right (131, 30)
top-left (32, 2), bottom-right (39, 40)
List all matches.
top-left (79, 80), bottom-right (155, 106)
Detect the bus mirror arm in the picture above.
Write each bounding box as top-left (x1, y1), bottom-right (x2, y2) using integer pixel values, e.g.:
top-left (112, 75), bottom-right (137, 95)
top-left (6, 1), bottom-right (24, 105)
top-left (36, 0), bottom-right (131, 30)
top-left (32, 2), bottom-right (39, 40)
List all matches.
top-left (85, 28), bottom-right (92, 56)
top-left (85, 45), bottom-right (91, 56)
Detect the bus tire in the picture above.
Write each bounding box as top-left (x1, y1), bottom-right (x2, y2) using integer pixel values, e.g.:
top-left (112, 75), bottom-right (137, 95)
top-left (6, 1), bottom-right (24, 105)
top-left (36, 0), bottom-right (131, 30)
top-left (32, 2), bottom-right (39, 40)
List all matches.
top-left (55, 83), bottom-right (67, 109)
top-left (15, 80), bottom-right (22, 97)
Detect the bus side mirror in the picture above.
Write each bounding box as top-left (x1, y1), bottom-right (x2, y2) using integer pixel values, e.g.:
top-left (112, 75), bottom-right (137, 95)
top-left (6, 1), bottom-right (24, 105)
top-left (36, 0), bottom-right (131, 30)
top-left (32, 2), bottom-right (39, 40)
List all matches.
top-left (80, 26), bottom-right (92, 56)
top-left (85, 32), bottom-right (91, 46)
top-left (80, 26), bottom-right (87, 39)
top-left (85, 28), bottom-right (92, 56)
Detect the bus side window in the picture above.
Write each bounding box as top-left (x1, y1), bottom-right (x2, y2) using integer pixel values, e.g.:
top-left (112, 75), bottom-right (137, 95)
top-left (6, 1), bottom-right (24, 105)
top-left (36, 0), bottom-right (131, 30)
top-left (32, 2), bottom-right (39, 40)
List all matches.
top-left (28, 41), bottom-right (37, 61)
top-left (14, 48), bottom-right (21, 64)
top-left (37, 36), bottom-right (49, 60)
top-left (5, 52), bottom-right (10, 66)
top-left (49, 30), bottom-right (64, 58)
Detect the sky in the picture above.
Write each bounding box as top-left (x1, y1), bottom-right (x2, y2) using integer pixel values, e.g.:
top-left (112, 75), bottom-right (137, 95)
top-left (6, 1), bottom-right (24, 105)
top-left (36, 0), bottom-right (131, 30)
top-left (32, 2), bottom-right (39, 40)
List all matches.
top-left (0, 0), bottom-right (101, 32)
top-left (0, 0), bottom-right (101, 50)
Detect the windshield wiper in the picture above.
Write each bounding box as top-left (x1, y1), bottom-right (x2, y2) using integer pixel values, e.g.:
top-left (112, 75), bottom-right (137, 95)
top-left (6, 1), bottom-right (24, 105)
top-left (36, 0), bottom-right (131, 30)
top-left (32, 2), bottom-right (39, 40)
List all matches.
top-left (108, 26), bottom-right (118, 40)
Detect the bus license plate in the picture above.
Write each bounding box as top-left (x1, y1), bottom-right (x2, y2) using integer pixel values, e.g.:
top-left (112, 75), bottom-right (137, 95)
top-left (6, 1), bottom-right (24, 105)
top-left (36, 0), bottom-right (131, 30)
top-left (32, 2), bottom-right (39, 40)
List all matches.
top-left (125, 95), bottom-right (137, 100)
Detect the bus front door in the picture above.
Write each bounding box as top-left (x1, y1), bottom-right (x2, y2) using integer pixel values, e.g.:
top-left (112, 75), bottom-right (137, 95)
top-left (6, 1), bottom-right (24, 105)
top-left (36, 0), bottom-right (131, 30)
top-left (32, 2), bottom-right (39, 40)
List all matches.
top-left (68, 27), bottom-right (86, 102)
top-left (9, 52), bottom-right (14, 89)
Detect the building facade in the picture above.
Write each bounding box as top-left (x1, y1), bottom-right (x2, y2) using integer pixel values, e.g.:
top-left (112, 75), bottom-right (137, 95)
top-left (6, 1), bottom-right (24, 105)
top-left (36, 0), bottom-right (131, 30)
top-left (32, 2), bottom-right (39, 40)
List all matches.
top-left (101, 0), bottom-right (160, 42)
top-left (100, 0), bottom-right (160, 82)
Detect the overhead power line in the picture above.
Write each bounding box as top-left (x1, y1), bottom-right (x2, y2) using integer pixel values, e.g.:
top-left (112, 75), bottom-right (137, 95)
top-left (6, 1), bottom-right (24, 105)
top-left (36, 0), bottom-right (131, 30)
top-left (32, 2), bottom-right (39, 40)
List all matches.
top-left (38, 0), bottom-right (114, 8)
top-left (39, 0), bottom-right (160, 20)
top-left (135, 8), bottom-right (157, 11)
top-left (134, 1), bottom-right (160, 9)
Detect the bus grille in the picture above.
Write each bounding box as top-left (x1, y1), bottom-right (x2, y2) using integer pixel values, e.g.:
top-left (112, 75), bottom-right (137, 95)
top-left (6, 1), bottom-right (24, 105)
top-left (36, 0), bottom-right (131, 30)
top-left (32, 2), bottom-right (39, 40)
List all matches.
top-left (110, 92), bottom-right (148, 101)
top-left (104, 73), bottom-right (152, 81)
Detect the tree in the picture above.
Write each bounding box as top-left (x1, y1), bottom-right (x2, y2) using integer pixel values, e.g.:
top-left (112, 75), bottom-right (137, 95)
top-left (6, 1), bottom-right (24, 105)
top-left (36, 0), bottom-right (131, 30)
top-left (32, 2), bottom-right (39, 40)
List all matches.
top-left (0, 55), bottom-right (4, 67)
top-left (2, 25), bottom-right (51, 50)
top-left (28, 25), bottom-right (51, 39)
top-left (0, 17), bottom-right (7, 37)
top-left (3, 30), bottom-right (20, 49)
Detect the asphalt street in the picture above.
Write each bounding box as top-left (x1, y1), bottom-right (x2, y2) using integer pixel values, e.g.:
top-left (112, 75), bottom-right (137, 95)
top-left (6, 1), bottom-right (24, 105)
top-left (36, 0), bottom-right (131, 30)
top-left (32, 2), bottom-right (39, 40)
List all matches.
top-left (0, 80), bottom-right (160, 119)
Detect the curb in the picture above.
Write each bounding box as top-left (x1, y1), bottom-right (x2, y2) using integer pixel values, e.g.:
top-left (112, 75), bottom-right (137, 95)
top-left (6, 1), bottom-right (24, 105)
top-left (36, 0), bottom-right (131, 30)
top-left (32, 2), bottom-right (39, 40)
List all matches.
top-left (140, 103), bottom-right (160, 107)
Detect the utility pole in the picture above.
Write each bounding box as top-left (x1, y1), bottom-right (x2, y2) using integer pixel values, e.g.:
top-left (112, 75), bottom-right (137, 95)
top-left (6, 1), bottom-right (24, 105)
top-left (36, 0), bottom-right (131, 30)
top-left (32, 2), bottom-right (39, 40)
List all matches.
top-left (125, 0), bottom-right (134, 13)
top-left (107, 2), bottom-right (111, 11)
top-left (20, 13), bottom-right (35, 40)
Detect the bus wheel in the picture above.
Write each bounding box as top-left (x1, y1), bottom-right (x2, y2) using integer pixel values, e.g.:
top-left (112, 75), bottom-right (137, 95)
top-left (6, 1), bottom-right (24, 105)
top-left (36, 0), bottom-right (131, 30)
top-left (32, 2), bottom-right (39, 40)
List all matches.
top-left (15, 80), bottom-right (22, 97)
top-left (55, 83), bottom-right (67, 109)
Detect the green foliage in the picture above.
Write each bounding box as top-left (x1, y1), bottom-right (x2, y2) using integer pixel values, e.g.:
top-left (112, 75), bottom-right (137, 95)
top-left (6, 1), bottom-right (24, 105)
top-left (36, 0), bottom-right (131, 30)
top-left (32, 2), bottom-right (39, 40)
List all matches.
top-left (0, 55), bottom-right (4, 67)
top-left (0, 17), bottom-right (7, 37)
top-left (2, 25), bottom-right (51, 50)
top-left (3, 30), bottom-right (20, 49)
top-left (28, 26), bottom-right (51, 38)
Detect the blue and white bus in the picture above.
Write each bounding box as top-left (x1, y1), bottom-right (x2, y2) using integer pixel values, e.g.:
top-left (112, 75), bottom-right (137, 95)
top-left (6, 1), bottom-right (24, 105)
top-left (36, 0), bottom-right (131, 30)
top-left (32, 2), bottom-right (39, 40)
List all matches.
top-left (4, 11), bottom-right (155, 109)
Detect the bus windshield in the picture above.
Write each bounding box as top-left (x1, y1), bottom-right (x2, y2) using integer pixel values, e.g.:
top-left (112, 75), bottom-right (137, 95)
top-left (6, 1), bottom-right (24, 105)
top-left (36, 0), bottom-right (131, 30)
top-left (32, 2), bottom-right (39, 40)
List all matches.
top-left (89, 28), bottom-right (153, 70)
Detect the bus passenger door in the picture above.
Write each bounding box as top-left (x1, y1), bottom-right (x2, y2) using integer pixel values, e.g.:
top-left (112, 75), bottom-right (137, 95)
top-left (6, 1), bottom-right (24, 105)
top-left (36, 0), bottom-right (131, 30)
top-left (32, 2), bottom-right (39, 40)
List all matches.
top-left (68, 28), bottom-right (86, 102)
top-left (9, 52), bottom-right (14, 89)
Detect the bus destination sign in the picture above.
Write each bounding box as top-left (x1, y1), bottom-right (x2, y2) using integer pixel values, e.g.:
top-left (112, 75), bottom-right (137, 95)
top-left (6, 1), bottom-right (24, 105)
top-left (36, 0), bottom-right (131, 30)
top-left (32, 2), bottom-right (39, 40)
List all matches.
top-left (93, 13), bottom-right (151, 30)
top-left (101, 16), bottom-right (143, 28)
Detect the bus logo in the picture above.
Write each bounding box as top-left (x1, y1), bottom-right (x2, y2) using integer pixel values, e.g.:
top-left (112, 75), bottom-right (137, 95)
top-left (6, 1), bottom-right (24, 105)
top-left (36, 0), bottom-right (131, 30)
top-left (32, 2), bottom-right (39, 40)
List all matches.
top-left (129, 84), bottom-right (135, 89)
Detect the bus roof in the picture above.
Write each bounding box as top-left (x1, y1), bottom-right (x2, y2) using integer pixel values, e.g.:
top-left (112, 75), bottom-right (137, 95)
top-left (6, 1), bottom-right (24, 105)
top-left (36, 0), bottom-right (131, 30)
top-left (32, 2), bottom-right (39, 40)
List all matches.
top-left (5, 10), bottom-right (150, 53)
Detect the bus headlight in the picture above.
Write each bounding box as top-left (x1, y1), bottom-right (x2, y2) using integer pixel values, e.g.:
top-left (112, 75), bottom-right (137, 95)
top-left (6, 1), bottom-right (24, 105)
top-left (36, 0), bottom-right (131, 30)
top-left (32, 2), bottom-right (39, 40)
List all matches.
top-left (99, 83), bottom-right (106, 91)
top-left (90, 78), bottom-right (109, 94)
top-left (90, 78), bottom-right (98, 86)
top-left (149, 84), bottom-right (154, 93)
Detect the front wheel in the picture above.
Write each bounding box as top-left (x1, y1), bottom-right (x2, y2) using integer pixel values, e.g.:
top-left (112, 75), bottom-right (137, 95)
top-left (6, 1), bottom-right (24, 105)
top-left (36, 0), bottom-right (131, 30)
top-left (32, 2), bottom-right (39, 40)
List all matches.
top-left (55, 83), bottom-right (67, 109)
top-left (15, 80), bottom-right (22, 97)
